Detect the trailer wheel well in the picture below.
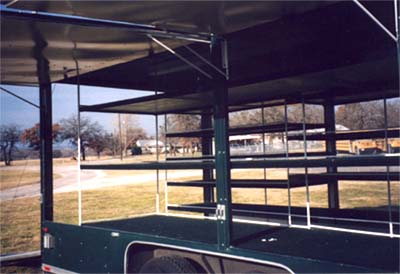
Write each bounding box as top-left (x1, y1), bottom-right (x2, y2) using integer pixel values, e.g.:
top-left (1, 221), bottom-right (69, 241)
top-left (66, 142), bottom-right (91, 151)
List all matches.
top-left (125, 243), bottom-right (292, 274)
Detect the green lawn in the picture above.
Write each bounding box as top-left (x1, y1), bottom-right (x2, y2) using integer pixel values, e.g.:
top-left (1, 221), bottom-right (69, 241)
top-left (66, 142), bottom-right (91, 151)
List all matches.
top-left (0, 170), bottom-right (61, 191)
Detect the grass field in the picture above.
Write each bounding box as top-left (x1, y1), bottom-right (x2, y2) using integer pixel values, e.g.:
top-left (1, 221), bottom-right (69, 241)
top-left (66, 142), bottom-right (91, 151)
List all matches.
top-left (0, 170), bottom-right (62, 191)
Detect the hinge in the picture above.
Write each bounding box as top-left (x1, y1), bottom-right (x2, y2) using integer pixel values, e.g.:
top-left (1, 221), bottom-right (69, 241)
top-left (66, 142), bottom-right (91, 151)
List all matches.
top-left (216, 204), bottom-right (226, 221)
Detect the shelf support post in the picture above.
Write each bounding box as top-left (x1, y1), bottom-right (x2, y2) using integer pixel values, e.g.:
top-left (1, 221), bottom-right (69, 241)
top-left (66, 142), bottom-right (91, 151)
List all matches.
top-left (324, 99), bottom-right (339, 209)
top-left (211, 36), bottom-right (232, 250)
top-left (201, 111), bottom-right (214, 205)
top-left (36, 32), bottom-right (54, 253)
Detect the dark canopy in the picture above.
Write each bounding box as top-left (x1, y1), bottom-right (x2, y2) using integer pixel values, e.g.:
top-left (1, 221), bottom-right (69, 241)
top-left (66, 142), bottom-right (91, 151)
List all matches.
top-left (1, 1), bottom-right (398, 112)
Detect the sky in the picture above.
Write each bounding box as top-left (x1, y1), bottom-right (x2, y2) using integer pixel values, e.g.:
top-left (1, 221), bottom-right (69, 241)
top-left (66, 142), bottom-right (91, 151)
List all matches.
top-left (0, 84), bottom-right (160, 136)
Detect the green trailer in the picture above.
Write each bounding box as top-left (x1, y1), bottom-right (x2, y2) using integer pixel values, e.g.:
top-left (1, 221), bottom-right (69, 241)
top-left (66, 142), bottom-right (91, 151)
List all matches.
top-left (1, 1), bottom-right (399, 273)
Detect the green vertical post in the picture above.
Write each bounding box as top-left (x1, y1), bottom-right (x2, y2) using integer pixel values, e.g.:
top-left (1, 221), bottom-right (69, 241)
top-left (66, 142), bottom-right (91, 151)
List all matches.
top-left (34, 29), bottom-right (54, 254)
top-left (211, 36), bottom-right (232, 250)
top-left (201, 111), bottom-right (214, 204)
top-left (324, 100), bottom-right (339, 209)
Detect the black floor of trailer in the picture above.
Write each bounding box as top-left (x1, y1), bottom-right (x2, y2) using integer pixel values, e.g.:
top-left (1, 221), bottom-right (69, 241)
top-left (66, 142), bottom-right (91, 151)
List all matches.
top-left (85, 215), bottom-right (399, 272)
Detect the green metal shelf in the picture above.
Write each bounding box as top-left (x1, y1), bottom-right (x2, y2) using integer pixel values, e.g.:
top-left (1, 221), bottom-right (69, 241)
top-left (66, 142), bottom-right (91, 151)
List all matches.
top-left (167, 171), bottom-right (399, 189)
top-left (81, 160), bottom-right (214, 170)
top-left (167, 177), bottom-right (329, 189)
top-left (289, 172), bottom-right (400, 182)
top-left (231, 155), bottom-right (400, 169)
top-left (81, 156), bottom-right (400, 170)
top-left (288, 128), bottom-right (400, 141)
top-left (166, 122), bottom-right (325, 138)
top-left (166, 152), bottom-right (329, 161)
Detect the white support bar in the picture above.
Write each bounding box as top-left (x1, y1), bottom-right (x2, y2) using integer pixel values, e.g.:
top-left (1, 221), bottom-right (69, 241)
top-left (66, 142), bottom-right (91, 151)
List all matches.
top-left (284, 101), bottom-right (292, 226)
top-left (148, 35), bottom-right (213, 79)
top-left (77, 75), bottom-right (82, 226)
top-left (311, 224), bottom-right (400, 238)
top-left (183, 44), bottom-right (227, 79)
top-left (352, 0), bottom-right (397, 42)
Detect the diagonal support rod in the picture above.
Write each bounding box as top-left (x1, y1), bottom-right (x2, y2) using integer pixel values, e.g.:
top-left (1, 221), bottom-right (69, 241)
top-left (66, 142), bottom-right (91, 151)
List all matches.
top-left (352, 0), bottom-right (397, 42)
top-left (148, 35), bottom-right (213, 79)
top-left (183, 44), bottom-right (228, 79)
top-left (0, 86), bottom-right (40, 109)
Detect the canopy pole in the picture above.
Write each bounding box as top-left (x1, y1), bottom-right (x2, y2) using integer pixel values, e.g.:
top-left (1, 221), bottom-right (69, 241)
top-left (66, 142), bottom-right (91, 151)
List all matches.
top-left (155, 91), bottom-right (160, 214)
top-left (76, 67), bottom-right (82, 226)
top-left (261, 106), bottom-right (267, 206)
top-left (164, 114), bottom-right (169, 213)
top-left (383, 98), bottom-right (394, 237)
top-left (284, 101), bottom-right (292, 226)
top-left (212, 37), bottom-right (232, 250)
top-left (302, 98), bottom-right (311, 229)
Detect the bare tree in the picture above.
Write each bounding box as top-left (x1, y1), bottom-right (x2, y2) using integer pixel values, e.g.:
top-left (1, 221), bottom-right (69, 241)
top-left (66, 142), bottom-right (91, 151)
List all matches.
top-left (336, 101), bottom-right (387, 130)
top-left (59, 115), bottom-right (105, 161)
top-left (88, 132), bottom-right (113, 158)
top-left (114, 114), bottom-right (147, 158)
top-left (0, 124), bottom-right (21, 165)
top-left (166, 114), bottom-right (200, 155)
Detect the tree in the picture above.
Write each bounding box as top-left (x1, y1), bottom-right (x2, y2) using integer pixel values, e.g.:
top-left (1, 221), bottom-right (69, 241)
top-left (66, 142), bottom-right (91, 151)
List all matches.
top-left (59, 115), bottom-right (105, 161)
top-left (336, 101), bottom-right (385, 130)
top-left (0, 124), bottom-right (21, 166)
top-left (166, 114), bottom-right (200, 155)
top-left (21, 123), bottom-right (61, 150)
top-left (88, 132), bottom-right (113, 158)
top-left (114, 114), bottom-right (147, 158)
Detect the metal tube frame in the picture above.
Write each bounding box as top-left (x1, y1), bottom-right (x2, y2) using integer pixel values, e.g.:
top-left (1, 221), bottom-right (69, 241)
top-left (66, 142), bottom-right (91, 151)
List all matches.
top-left (0, 6), bottom-right (211, 44)
top-left (261, 106), bottom-right (267, 206)
top-left (383, 98), bottom-right (394, 236)
top-left (352, 0), bottom-right (397, 42)
top-left (284, 101), bottom-right (292, 226)
top-left (155, 112), bottom-right (160, 214)
top-left (164, 114), bottom-right (169, 213)
top-left (211, 37), bottom-right (232, 250)
top-left (76, 67), bottom-right (82, 226)
top-left (148, 35), bottom-right (213, 79)
top-left (0, 86), bottom-right (40, 109)
top-left (301, 98), bottom-right (311, 229)
top-left (324, 99), bottom-right (339, 209)
top-left (201, 111), bottom-right (215, 208)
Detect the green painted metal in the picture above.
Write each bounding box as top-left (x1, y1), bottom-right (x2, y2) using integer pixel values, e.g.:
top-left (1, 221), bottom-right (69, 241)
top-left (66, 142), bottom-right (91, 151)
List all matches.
top-left (324, 100), bottom-right (339, 209)
top-left (201, 112), bottom-right (214, 204)
top-left (211, 37), bottom-right (232, 251)
top-left (38, 50), bottom-right (53, 256)
top-left (42, 217), bottom-right (399, 273)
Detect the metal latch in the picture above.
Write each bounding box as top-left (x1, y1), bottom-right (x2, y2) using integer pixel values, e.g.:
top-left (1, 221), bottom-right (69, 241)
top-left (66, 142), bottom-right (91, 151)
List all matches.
top-left (43, 233), bottom-right (55, 249)
top-left (216, 204), bottom-right (226, 221)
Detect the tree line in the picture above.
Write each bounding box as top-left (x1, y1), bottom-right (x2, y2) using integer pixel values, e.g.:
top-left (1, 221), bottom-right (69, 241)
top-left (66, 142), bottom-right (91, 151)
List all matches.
top-left (0, 114), bottom-right (147, 165)
top-left (2, 100), bottom-right (399, 165)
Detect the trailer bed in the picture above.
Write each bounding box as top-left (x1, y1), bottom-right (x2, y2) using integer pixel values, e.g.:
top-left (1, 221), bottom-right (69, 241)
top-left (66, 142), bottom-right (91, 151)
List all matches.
top-left (84, 215), bottom-right (399, 272)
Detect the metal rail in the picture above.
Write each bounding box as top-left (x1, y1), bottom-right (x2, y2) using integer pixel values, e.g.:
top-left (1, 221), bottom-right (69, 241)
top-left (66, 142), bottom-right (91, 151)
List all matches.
top-left (352, 0), bottom-right (397, 42)
top-left (148, 35), bottom-right (213, 79)
top-left (0, 6), bottom-right (211, 44)
top-left (0, 86), bottom-right (40, 109)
